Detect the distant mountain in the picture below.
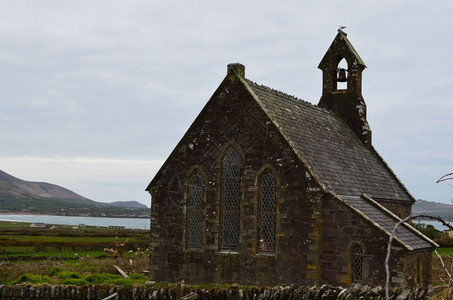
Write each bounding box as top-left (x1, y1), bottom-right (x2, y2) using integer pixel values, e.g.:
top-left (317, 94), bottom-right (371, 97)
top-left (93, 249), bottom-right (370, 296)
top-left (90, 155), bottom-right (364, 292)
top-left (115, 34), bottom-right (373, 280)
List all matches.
top-left (109, 201), bottom-right (148, 209)
top-left (413, 199), bottom-right (453, 221)
top-left (0, 169), bottom-right (149, 217)
top-left (0, 169), bottom-right (92, 203)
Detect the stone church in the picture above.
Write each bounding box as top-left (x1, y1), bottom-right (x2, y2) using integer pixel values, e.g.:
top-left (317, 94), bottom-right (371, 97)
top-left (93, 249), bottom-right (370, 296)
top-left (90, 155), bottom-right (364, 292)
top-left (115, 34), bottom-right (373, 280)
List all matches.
top-left (146, 31), bottom-right (436, 287)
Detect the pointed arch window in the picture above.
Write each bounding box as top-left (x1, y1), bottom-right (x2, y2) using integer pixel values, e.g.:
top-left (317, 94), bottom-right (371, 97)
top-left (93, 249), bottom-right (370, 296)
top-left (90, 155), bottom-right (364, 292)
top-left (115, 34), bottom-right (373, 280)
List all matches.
top-left (258, 170), bottom-right (277, 253)
top-left (220, 147), bottom-right (242, 251)
top-left (187, 172), bottom-right (204, 249)
top-left (352, 245), bottom-right (363, 282)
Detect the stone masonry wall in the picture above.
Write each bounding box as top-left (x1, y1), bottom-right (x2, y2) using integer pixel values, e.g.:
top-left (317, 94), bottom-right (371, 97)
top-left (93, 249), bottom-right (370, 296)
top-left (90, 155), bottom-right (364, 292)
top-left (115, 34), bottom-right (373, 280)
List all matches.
top-left (0, 283), bottom-right (449, 299)
top-left (321, 194), bottom-right (431, 287)
top-left (322, 194), bottom-right (387, 285)
top-left (377, 200), bottom-right (412, 219)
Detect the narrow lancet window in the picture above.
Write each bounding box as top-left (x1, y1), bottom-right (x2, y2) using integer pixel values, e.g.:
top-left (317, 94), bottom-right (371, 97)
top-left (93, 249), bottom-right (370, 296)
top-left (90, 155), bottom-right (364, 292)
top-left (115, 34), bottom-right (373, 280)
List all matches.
top-left (220, 147), bottom-right (242, 251)
top-left (187, 172), bottom-right (204, 248)
top-left (258, 170), bottom-right (276, 252)
top-left (352, 245), bottom-right (363, 282)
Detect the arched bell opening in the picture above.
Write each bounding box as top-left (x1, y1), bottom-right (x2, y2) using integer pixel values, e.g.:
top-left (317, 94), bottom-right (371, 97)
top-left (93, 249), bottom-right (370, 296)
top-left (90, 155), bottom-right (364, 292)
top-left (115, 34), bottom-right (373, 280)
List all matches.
top-left (336, 58), bottom-right (348, 90)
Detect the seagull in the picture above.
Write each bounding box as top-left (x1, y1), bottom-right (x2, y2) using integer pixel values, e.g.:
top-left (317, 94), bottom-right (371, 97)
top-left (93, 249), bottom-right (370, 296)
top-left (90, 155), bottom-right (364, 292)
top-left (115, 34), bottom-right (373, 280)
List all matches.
top-left (339, 25), bottom-right (347, 30)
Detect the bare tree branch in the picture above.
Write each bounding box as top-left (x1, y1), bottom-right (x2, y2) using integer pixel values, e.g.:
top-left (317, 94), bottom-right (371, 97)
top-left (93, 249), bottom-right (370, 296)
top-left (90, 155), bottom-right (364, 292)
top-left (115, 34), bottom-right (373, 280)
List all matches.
top-left (412, 214), bottom-right (453, 231)
top-left (385, 215), bottom-right (411, 299)
top-left (385, 214), bottom-right (453, 300)
top-left (434, 249), bottom-right (452, 282)
top-left (437, 173), bottom-right (453, 183)
top-left (385, 174), bottom-right (453, 299)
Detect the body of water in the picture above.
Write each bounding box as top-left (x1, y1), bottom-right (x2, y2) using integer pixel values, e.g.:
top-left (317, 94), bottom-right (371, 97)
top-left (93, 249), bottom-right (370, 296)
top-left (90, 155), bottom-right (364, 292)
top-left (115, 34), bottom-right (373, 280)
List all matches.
top-left (414, 219), bottom-right (453, 231)
top-left (1, 214), bottom-right (447, 232)
top-left (0, 214), bottom-right (150, 230)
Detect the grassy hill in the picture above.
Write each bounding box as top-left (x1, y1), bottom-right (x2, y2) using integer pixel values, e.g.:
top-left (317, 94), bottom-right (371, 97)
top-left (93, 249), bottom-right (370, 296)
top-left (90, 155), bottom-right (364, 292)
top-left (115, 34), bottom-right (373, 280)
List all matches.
top-left (0, 169), bottom-right (149, 218)
top-left (413, 199), bottom-right (453, 221)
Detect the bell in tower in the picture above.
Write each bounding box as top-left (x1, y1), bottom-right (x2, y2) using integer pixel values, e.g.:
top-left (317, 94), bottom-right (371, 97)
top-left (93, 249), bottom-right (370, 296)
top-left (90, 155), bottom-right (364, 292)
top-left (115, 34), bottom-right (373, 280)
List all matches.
top-left (337, 68), bottom-right (347, 82)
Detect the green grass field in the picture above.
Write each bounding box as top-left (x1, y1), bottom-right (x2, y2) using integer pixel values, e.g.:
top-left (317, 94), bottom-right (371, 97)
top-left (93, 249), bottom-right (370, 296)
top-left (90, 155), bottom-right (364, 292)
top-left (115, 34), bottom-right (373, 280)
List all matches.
top-left (434, 247), bottom-right (453, 256)
top-left (0, 234), bottom-right (141, 243)
top-left (0, 220), bottom-right (32, 229)
top-left (0, 250), bottom-right (107, 259)
top-left (0, 219), bottom-right (150, 285)
top-left (0, 220), bottom-right (148, 260)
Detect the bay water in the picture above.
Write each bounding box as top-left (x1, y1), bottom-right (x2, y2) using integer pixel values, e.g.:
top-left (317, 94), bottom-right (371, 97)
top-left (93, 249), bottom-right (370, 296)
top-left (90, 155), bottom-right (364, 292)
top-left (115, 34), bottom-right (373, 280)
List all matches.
top-left (413, 219), bottom-right (452, 231)
top-left (0, 214), bottom-right (149, 230)
top-left (0, 214), bottom-right (447, 232)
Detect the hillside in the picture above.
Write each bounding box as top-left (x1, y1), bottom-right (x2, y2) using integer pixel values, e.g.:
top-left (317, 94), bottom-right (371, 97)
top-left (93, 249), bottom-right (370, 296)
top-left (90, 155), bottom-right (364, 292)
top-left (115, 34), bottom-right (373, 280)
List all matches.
top-left (413, 199), bottom-right (453, 221)
top-left (0, 170), bottom-right (93, 202)
top-left (0, 169), bottom-right (149, 218)
top-left (109, 201), bottom-right (148, 209)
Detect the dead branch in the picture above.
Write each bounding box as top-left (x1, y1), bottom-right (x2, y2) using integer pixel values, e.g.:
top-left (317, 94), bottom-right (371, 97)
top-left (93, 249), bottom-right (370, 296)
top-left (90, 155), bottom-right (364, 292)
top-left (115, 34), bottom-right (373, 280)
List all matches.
top-left (386, 214), bottom-right (453, 300)
top-left (103, 247), bottom-right (120, 259)
top-left (411, 214), bottom-right (453, 231)
top-left (114, 234), bottom-right (129, 259)
top-left (113, 264), bottom-right (129, 279)
top-left (435, 249), bottom-right (452, 281)
top-left (437, 173), bottom-right (453, 183)
top-left (385, 215), bottom-right (411, 299)
top-left (103, 232), bottom-right (129, 260)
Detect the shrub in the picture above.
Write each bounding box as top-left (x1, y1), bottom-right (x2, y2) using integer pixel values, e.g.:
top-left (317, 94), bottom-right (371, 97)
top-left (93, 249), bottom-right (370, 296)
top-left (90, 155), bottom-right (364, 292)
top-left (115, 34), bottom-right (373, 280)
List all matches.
top-left (79, 264), bottom-right (98, 273)
top-left (56, 270), bottom-right (82, 280)
top-left (85, 273), bottom-right (119, 284)
top-left (10, 273), bottom-right (55, 285)
top-left (412, 222), bottom-right (445, 240)
top-left (46, 266), bottom-right (67, 277)
top-left (436, 236), bottom-right (453, 247)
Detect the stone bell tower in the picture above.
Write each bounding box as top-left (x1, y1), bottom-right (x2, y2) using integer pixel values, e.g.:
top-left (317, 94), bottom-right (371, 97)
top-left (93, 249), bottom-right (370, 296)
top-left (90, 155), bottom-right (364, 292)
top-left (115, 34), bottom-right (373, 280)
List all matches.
top-left (318, 30), bottom-right (371, 147)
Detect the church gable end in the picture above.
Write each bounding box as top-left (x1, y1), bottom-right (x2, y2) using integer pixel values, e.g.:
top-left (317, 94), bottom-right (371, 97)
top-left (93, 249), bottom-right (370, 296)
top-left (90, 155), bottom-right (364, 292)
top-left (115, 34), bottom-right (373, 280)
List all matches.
top-left (148, 63), bottom-right (323, 285)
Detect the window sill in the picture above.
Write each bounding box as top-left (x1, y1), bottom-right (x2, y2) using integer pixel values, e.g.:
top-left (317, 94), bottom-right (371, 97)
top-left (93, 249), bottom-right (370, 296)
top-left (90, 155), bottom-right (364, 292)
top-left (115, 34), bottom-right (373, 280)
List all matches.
top-left (185, 248), bottom-right (203, 252)
top-left (219, 251), bottom-right (239, 255)
top-left (256, 252), bottom-right (275, 257)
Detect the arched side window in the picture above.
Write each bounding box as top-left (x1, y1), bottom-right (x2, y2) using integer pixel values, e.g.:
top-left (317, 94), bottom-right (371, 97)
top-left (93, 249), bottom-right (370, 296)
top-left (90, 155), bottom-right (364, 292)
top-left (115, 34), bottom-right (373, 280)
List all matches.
top-left (220, 147), bottom-right (242, 251)
top-left (258, 170), bottom-right (276, 253)
top-left (187, 172), bottom-right (204, 249)
top-left (352, 245), bottom-right (363, 282)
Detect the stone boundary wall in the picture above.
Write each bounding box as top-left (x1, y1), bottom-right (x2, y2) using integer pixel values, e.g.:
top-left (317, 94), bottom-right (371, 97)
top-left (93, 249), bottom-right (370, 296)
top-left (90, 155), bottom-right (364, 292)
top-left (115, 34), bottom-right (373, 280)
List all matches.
top-left (0, 283), bottom-right (450, 299)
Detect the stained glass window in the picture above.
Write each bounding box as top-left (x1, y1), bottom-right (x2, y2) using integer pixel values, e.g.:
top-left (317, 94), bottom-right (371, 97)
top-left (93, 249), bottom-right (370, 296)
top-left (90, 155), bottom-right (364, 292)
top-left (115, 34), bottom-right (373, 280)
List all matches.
top-left (352, 245), bottom-right (363, 282)
top-left (258, 170), bottom-right (276, 252)
top-left (187, 172), bottom-right (204, 248)
top-left (220, 147), bottom-right (242, 251)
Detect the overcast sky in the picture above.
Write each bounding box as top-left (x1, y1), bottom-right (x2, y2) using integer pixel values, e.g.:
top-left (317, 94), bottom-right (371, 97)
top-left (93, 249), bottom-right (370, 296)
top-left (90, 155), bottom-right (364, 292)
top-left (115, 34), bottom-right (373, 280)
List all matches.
top-left (0, 1), bottom-right (452, 206)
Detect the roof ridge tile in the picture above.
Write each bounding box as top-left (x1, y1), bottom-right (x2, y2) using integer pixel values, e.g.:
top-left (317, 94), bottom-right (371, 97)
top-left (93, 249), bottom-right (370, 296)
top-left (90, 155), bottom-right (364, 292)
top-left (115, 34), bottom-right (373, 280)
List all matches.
top-left (244, 79), bottom-right (329, 113)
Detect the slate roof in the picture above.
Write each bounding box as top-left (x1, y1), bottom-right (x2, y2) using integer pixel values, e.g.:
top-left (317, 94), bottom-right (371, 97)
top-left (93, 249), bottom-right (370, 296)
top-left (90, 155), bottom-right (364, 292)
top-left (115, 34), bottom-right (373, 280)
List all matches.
top-left (338, 195), bottom-right (436, 250)
top-left (243, 79), bottom-right (414, 203)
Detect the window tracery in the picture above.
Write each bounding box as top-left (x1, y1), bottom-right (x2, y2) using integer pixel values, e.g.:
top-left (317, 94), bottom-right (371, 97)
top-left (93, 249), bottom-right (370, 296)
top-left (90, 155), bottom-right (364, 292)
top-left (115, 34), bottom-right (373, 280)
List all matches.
top-left (220, 147), bottom-right (242, 251)
top-left (187, 172), bottom-right (204, 248)
top-left (352, 245), bottom-right (363, 282)
top-left (258, 170), bottom-right (276, 252)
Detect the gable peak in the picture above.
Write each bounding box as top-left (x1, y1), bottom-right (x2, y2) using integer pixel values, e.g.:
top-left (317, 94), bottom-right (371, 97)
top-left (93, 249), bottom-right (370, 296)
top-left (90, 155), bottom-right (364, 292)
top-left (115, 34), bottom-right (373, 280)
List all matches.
top-left (318, 30), bottom-right (366, 71)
